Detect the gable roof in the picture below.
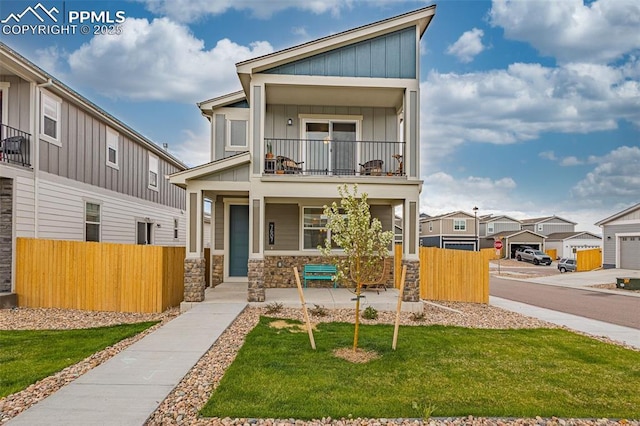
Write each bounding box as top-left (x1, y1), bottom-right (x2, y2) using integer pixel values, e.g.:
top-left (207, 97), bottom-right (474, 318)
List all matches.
top-left (0, 42), bottom-right (187, 170)
top-left (169, 152), bottom-right (250, 188)
top-left (235, 5), bottom-right (436, 95)
top-left (520, 215), bottom-right (577, 225)
top-left (488, 229), bottom-right (547, 240)
top-left (479, 214), bottom-right (521, 224)
top-left (545, 231), bottom-right (602, 241)
top-left (420, 210), bottom-right (475, 221)
top-left (595, 202), bottom-right (640, 226)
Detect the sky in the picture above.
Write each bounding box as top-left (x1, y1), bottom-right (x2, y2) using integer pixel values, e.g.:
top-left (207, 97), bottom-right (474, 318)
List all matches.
top-left (1, 0), bottom-right (639, 234)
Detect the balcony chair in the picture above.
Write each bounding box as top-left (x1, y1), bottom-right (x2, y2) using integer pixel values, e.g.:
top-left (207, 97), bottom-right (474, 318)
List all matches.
top-left (0, 135), bottom-right (26, 164)
top-left (276, 155), bottom-right (304, 174)
top-left (359, 159), bottom-right (383, 176)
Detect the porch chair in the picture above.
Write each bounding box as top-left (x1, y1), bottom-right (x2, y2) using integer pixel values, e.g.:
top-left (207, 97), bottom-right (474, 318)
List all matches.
top-left (0, 135), bottom-right (26, 164)
top-left (359, 159), bottom-right (383, 176)
top-left (276, 156), bottom-right (304, 174)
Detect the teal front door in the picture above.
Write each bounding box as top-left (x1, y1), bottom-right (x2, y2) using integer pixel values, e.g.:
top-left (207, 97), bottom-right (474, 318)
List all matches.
top-left (229, 205), bottom-right (249, 277)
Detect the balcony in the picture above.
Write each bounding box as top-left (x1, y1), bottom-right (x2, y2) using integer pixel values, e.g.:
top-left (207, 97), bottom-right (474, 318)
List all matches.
top-left (0, 124), bottom-right (31, 168)
top-left (264, 138), bottom-right (405, 177)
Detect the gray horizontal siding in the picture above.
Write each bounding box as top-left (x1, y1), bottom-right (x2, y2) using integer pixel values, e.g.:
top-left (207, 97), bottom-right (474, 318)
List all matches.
top-left (263, 27), bottom-right (416, 79)
top-left (602, 223), bottom-right (640, 266)
top-left (38, 99), bottom-right (185, 210)
top-left (265, 105), bottom-right (398, 142)
top-left (265, 203), bottom-right (299, 250)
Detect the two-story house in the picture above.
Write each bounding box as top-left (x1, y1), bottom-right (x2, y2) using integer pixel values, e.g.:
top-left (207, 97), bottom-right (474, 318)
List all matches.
top-left (478, 214), bottom-right (521, 238)
top-left (520, 216), bottom-right (576, 236)
top-left (0, 43), bottom-right (187, 296)
top-left (419, 211), bottom-right (479, 251)
top-left (170, 6), bottom-right (436, 303)
top-left (595, 202), bottom-right (640, 270)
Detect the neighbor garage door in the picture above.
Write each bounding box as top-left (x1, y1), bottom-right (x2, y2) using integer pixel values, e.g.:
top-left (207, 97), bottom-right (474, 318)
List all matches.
top-left (620, 236), bottom-right (640, 270)
top-left (444, 243), bottom-right (475, 251)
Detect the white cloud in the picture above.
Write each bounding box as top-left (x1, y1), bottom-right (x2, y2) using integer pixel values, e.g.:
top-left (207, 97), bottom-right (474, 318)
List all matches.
top-left (33, 45), bottom-right (65, 75)
top-left (169, 122), bottom-right (211, 167)
top-left (489, 0), bottom-right (640, 64)
top-left (560, 156), bottom-right (583, 166)
top-left (571, 146), bottom-right (640, 204)
top-left (420, 61), bottom-right (640, 170)
top-left (66, 17), bottom-right (273, 103)
top-left (446, 28), bottom-right (485, 63)
top-left (142, 0), bottom-right (352, 22)
top-left (539, 151), bottom-right (557, 161)
top-left (421, 172), bottom-right (517, 216)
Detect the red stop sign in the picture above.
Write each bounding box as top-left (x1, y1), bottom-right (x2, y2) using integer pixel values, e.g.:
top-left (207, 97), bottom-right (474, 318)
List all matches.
top-left (494, 240), bottom-right (503, 250)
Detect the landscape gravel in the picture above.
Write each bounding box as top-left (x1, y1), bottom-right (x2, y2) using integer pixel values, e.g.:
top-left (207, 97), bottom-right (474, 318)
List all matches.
top-left (0, 303), bottom-right (637, 426)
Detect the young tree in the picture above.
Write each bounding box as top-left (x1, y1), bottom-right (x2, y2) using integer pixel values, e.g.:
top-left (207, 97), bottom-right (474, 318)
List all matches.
top-left (320, 184), bottom-right (394, 351)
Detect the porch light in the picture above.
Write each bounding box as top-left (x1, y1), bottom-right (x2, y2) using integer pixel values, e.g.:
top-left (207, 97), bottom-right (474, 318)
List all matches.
top-left (287, 118), bottom-right (293, 126)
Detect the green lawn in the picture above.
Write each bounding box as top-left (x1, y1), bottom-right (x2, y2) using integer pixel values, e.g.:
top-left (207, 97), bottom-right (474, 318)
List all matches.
top-left (0, 322), bottom-right (158, 398)
top-left (202, 317), bottom-right (640, 420)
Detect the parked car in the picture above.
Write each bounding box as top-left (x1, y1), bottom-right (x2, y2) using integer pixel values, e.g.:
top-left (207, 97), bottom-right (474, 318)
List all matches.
top-left (557, 258), bottom-right (577, 273)
top-left (515, 248), bottom-right (552, 265)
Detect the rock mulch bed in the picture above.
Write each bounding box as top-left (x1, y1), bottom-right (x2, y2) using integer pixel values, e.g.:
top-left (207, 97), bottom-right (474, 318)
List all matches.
top-left (0, 307), bottom-right (179, 423)
top-left (1, 304), bottom-right (637, 426)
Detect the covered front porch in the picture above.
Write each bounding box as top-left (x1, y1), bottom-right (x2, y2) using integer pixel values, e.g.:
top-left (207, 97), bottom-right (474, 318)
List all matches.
top-left (180, 282), bottom-right (424, 313)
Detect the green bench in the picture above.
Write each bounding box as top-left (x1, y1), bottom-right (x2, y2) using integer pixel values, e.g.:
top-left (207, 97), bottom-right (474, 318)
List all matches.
top-left (303, 264), bottom-right (337, 288)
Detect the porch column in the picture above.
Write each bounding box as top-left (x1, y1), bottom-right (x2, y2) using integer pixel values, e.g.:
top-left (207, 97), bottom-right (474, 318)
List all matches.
top-left (184, 190), bottom-right (205, 302)
top-left (404, 88), bottom-right (419, 179)
top-left (402, 198), bottom-right (420, 302)
top-left (247, 197), bottom-right (265, 302)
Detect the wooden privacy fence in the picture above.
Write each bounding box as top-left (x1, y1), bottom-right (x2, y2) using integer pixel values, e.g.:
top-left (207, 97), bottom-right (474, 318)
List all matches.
top-left (15, 238), bottom-right (185, 313)
top-left (545, 249), bottom-right (558, 260)
top-left (576, 248), bottom-right (602, 272)
top-left (394, 245), bottom-right (490, 303)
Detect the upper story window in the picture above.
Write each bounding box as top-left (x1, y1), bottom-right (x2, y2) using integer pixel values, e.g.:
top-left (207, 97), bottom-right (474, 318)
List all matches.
top-left (487, 222), bottom-right (494, 234)
top-left (85, 202), bottom-right (101, 242)
top-left (41, 91), bottom-right (61, 145)
top-left (227, 119), bottom-right (247, 150)
top-left (537, 224), bottom-right (544, 232)
top-left (453, 219), bottom-right (466, 231)
top-left (106, 127), bottom-right (119, 169)
top-left (428, 222), bottom-right (433, 232)
top-left (148, 153), bottom-right (159, 190)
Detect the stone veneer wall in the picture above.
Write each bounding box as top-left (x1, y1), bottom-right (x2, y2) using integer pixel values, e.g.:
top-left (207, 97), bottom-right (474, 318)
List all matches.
top-left (248, 259), bottom-right (265, 302)
top-left (263, 255), bottom-right (394, 289)
top-left (210, 255), bottom-right (224, 287)
top-left (401, 259), bottom-right (420, 302)
top-left (184, 258), bottom-right (205, 302)
top-left (0, 178), bottom-right (13, 293)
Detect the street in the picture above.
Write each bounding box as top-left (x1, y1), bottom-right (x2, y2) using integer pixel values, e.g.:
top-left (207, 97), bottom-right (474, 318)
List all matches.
top-left (490, 276), bottom-right (640, 329)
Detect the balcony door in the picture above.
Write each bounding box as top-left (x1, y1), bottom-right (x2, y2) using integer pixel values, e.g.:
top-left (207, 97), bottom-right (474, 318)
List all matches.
top-left (304, 120), bottom-right (357, 175)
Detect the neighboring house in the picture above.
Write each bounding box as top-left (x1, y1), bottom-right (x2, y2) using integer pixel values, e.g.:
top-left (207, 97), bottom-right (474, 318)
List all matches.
top-left (170, 6), bottom-right (436, 303)
top-left (419, 211), bottom-right (479, 251)
top-left (487, 230), bottom-right (546, 259)
top-left (595, 202), bottom-right (640, 270)
top-left (520, 215), bottom-right (576, 236)
top-left (478, 214), bottom-right (521, 237)
top-left (0, 43), bottom-right (187, 294)
top-left (545, 231), bottom-right (602, 260)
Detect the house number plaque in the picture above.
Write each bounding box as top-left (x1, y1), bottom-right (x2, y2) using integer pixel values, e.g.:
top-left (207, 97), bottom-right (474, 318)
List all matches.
top-left (268, 222), bottom-right (275, 245)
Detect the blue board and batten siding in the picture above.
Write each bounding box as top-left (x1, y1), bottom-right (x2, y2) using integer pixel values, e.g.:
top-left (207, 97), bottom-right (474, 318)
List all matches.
top-left (262, 27), bottom-right (417, 79)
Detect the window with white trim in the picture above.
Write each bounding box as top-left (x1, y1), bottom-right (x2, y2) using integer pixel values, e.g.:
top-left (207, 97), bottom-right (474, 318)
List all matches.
top-left (453, 219), bottom-right (466, 231)
top-left (487, 222), bottom-right (494, 234)
top-left (148, 153), bottom-right (158, 189)
top-left (428, 222), bottom-right (433, 232)
top-left (85, 202), bottom-right (101, 242)
top-left (537, 224), bottom-right (544, 232)
top-left (106, 127), bottom-right (119, 168)
top-left (303, 207), bottom-right (328, 250)
top-left (41, 91), bottom-right (61, 144)
top-left (227, 119), bottom-right (248, 149)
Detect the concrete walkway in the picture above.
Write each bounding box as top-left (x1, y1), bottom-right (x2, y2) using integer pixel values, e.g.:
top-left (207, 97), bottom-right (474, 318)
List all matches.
top-left (8, 282), bottom-right (639, 425)
top-left (8, 302), bottom-right (247, 426)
